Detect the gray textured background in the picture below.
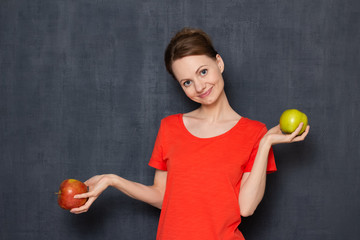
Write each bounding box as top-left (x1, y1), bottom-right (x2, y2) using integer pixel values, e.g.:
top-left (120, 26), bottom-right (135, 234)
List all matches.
top-left (1, 0), bottom-right (359, 239)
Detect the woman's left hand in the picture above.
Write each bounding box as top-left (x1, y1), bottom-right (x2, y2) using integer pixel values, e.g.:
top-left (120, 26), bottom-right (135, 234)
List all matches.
top-left (264, 123), bottom-right (310, 146)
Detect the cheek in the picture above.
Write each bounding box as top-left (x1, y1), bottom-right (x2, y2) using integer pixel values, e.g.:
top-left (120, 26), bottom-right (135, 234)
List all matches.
top-left (183, 88), bottom-right (194, 97)
top-left (216, 73), bottom-right (225, 84)
top-left (210, 75), bottom-right (223, 86)
top-left (181, 87), bottom-right (198, 99)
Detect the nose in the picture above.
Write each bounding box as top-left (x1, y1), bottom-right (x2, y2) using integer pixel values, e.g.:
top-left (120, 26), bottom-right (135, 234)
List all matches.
top-left (194, 79), bottom-right (206, 93)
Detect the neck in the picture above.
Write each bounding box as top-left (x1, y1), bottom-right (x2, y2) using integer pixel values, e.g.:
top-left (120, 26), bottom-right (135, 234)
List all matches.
top-left (197, 90), bottom-right (238, 122)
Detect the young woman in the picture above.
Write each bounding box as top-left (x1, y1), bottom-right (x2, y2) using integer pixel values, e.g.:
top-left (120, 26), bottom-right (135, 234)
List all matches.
top-left (71, 28), bottom-right (310, 240)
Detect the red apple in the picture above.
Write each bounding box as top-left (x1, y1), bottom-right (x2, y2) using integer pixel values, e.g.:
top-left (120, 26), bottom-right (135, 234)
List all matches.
top-left (57, 179), bottom-right (88, 210)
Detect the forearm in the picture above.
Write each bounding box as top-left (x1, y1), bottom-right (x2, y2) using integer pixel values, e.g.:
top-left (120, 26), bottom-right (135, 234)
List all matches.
top-left (238, 123), bottom-right (309, 217)
top-left (107, 174), bottom-right (164, 209)
top-left (239, 138), bottom-right (271, 216)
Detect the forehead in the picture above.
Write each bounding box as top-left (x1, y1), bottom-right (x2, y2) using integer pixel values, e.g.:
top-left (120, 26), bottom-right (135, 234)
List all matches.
top-left (172, 55), bottom-right (215, 79)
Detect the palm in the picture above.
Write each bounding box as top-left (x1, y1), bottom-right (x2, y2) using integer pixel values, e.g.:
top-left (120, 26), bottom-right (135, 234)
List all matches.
top-left (265, 124), bottom-right (310, 145)
top-left (70, 175), bottom-right (109, 214)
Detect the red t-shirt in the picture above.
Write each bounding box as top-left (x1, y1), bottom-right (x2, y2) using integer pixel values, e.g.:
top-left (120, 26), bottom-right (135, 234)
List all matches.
top-left (149, 114), bottom-right (276, 240)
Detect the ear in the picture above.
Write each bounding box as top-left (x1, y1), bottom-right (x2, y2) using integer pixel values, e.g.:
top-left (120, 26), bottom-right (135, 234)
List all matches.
top-left (216, 54), bottom-right (225, 73)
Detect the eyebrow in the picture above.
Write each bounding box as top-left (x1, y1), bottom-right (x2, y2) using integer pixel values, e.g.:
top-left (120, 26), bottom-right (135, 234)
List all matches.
top-left (195, 65), bottom-right (207, 74)
top-left (179, 65), bottom-right (208, 82)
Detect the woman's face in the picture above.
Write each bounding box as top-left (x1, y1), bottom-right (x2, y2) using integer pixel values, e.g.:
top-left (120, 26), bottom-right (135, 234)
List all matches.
top-left (172, 54), bottom-right (225, 105)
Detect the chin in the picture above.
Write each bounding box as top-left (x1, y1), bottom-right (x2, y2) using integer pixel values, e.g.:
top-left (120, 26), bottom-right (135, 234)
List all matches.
top-left (199, 98), bottom-right (217, 106)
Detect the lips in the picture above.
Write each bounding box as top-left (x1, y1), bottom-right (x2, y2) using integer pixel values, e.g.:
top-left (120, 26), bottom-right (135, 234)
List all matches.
top-left (199, 87), bottom-right (213, 98)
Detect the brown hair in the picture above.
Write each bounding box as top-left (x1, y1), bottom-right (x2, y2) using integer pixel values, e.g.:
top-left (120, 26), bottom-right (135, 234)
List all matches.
top-left (164, 28), bottom-right (218, 78)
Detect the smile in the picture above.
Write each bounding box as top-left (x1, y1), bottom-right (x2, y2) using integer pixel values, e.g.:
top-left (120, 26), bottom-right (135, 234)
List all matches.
top-left (199, 87), bottom-right (213, 98)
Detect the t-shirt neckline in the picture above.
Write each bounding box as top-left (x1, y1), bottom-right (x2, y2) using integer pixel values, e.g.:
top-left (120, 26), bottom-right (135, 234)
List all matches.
top-left (178, 113), bottom-right (245, 140)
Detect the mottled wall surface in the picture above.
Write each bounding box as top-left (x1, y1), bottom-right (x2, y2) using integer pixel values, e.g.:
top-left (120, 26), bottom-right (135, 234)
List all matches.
top-left (1, 1), bottom-right (359, 239)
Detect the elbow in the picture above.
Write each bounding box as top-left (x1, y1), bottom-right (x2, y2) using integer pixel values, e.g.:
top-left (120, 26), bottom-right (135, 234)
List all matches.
top-left (149, 185), bottom-right (165, 209)
top-left (149, 200), bottom-right (163, 210)
top-left (240, 206), bottom-right (256, 217)
top-left (240, 209), bottom-right (254, 217)
top-left (150, 192), bottom-right (164, 209)
top-left (238, 193), bottom-right (264, 217)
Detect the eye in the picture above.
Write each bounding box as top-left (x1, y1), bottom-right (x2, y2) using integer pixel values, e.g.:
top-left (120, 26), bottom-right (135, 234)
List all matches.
top-left (183, 80), bottom-right (192, 87)
top-left (200, 69), bottom-right (208, 76)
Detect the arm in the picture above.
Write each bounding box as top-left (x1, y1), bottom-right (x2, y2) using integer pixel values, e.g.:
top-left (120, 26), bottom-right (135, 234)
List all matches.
top-left (70, 169), bottom-right (167, 214)
top-left (238, 140), bottom-right (271, 217)
top-left (238, 123), bottom-right (310, 217)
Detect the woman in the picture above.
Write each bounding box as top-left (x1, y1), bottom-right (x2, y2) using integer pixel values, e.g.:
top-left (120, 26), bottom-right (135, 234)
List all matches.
top-left (71, 28), bottom-right (310, 239)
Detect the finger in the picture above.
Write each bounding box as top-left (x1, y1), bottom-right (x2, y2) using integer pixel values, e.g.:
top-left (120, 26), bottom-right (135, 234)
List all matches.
top-left (84, 179), bottom-right (92, 186)
top-left (286, 122), bottom-right (303, 141)
top-left (84, 176), bottom-right (98, 186)
top-left (84, 175), bottom-right (103, 186)
top-left (74, 192), bottom-right (92, 199)
top-left (84, 178), bottom-right (95, 185)
top-left (70, 208), bottom-right (86, 214)
top-left (292, 125), bottom-right (310, 142)
top-left (70, 206), bottom-right (87, 214)
top-left (293, 122), bottom-right (304, 135)
top-left (70, 197), bottom-right (96, 214)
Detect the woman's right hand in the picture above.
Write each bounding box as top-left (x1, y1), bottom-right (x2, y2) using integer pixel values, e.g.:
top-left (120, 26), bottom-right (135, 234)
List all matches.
top-left (70, 174), bottom-right (112, 214)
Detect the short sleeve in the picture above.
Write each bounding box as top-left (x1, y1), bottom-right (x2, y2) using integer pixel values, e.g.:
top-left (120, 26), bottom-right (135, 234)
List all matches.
top-left (148, 120), bottom-right (168, 171)
top-left (244, 126), bottom-right (277, 174)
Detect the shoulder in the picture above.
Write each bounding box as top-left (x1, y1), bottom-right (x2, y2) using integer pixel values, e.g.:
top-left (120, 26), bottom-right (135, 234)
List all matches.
top-left (242, 117), bottom-right (266, 128)
top-left (235, 117), bottom-right (269, 144)
top-left (159, 113), bottom-right (182, 130)
top-left (240, 117), bottom-right (268, 135)
top-left (161, 113), bottom-right (182, 123)
top-left (156, 114), bottom-right (184, 141)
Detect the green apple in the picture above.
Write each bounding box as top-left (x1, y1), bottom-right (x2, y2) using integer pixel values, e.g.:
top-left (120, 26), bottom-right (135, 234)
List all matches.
top-left (279, 109), bottom-right (308, 135)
